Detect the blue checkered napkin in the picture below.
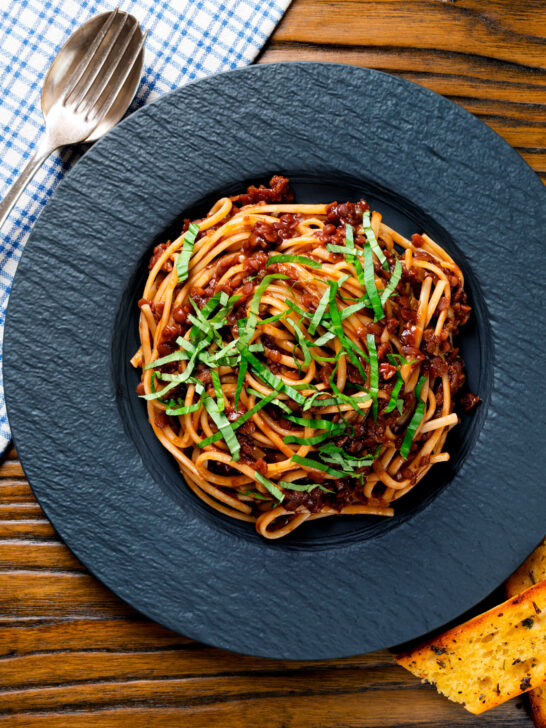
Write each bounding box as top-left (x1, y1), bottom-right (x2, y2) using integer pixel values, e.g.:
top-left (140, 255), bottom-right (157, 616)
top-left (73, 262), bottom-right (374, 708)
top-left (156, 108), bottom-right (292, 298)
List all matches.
top-left (0, 0), bottom-right (291, 455)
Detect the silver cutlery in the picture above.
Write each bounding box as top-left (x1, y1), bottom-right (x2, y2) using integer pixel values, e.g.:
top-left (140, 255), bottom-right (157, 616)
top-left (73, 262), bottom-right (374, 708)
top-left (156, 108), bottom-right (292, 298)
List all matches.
top-left (0, 8), bottom-right (147, 231)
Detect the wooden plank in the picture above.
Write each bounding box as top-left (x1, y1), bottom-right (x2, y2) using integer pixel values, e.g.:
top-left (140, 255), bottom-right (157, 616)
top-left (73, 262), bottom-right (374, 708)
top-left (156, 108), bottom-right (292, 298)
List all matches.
top-left (0, 461), bottom-right (25, 478)
top-left (260, 42), bottom-right (546, 85)
top-left (0, 691), bottom-right (529, 727)
top-left (0, 481), bottom-right (34, 503)
top-left (274, 0), bottom-right (546, 69)
top-left (0, 618), bottom-right (193, 656)
top-left (0, 543), bottom-right (84, 572)
top-left (0, 521), bottom-right (57, 541)
top-left (0, 573), bottom-right (134, 617)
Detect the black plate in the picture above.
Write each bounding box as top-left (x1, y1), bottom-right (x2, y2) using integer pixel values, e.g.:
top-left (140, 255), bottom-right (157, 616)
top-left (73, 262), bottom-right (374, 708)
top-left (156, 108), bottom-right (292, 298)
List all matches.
top-left (4, 63), bottom-right (546, 660)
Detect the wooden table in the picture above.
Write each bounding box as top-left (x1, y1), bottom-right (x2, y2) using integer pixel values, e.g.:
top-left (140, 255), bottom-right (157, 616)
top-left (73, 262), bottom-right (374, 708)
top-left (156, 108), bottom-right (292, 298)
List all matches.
top-left (1, 1), bottom-right (544, 725)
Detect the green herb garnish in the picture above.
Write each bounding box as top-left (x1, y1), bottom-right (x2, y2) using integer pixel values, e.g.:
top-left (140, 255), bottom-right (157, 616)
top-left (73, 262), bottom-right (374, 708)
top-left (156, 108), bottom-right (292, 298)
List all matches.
top-left (362, 210), bottom-right (389, 271)
top-left (400, 375), bottom-right (427, 459)
top-left (290, 453), bottom-right (347, 478)
top-left (266, 254), bottom-right (321, 269)
top-left (255, 471), bottom-right (284, 502)
top-left (380, 258), bottom-right (402, 304)
top-left (367, 333), bottom-right (379, 420)
top-left (384, 373), bottom-right (404, 414)
top-left (279, 480), bottom-right (334, 494)
top-left (176, 222), bottom-right (200, 282)
top-left (202, 392), bottom-right (240, 461)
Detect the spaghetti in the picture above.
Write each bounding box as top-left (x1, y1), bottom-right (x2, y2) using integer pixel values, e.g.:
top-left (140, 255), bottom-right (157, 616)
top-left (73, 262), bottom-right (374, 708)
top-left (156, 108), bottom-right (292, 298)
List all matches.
top-left (132, 176), bottom-right (476, 539)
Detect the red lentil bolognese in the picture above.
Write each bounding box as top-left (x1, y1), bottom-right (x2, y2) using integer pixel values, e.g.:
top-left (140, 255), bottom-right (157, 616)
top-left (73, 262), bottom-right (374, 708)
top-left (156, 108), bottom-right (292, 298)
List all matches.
top-left (132, 176), bottom-right (477, 539)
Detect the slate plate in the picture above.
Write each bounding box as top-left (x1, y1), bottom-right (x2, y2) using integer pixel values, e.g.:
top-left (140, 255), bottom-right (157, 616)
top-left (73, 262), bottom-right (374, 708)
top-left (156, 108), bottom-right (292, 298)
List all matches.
top-left (4, 63), bottom-right (546, 660)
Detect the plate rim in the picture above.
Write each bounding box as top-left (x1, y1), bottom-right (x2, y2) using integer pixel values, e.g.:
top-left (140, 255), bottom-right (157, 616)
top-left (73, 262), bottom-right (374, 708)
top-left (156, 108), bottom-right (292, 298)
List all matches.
top-left (5, 61), bottom-right (546, 659)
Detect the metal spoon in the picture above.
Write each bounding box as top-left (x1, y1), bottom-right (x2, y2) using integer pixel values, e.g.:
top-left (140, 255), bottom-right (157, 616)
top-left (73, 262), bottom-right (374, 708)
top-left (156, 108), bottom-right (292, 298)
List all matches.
top-left (0, 9), bottom-right (147, 231)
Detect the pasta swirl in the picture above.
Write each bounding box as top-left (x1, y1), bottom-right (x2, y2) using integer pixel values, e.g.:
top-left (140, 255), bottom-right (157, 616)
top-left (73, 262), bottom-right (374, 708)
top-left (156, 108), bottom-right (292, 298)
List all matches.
top-left (132, 176), bottom-right (477, 539)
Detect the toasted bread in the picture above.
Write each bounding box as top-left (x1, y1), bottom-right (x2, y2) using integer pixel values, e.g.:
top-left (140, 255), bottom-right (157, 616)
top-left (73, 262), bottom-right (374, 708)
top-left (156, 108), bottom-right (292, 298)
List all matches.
top-left (506, 538), bottom-right (546, 728)
top-left (396, 580), bottom-right (546, 714)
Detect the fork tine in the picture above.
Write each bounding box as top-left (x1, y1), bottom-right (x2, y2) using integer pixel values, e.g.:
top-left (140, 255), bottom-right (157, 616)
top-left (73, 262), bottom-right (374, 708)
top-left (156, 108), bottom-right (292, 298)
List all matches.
top-left (87, 29), bottom-right (148, 123)
top-left (70, 12), bottom-right (129, 110)
top-left (62, 9), bottom-right (119, 103)
top-left (77, 17), bottom-right (139, 116)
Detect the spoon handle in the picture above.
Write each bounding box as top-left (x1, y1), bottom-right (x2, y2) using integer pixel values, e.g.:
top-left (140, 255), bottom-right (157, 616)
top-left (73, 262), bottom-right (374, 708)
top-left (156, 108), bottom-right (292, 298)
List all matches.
top-left (0, 137), bottom-right (57, 233)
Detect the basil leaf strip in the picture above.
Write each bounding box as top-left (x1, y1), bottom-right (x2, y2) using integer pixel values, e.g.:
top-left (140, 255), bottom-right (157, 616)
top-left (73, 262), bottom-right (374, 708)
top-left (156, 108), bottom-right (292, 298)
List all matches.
top-left (145, 350), bottom-right (189, 369)
top-left (327, 281), bottom-right (368, 382)
top-left (255, 472), bottom-right (284, 503)
top-left (266, 254), bottom-right (321, 269)
top-left (384, 373), bottom-right (404, 414)
top-left (279, 480), bottom-right (334, 494)
top-left (234, 359), bottom-right (247, 409)
top-left (246, 387), bottom-right (292, 414)
top-left (362, 210), bottom-right (389, 271)
top-left (197, 382), bottom-right (283, 448)
top-left (291, 453), bottom-right (347, 478)
top-left (308, 286), bottom-right (330, 336)
top-left (165, 402), bottom-right (201, 416)
top-left (381, 258), bottom-right (402, 304)
top-left (367, 333), bottom-right (379, 421)
top-left (201, 391), bottom-right (240, 461)
top-left (236, 345), bottom-right (306, 405)
top-left (400, 375), bottom-right (427, 459)
top-left (176, 222), bottom-right (200, 282)
top-left (284, 428), bottom-right (344, 446)
top-left (241, 274), bottom-right (289, 345)
top-left (210, 369), bottom-right (225, 412)
top-left (140, 379), bottom-right (180, 401)
top-left (363, 241), bottom-right (384, 321)
top-left (285, 414), bottom-right (342, 430)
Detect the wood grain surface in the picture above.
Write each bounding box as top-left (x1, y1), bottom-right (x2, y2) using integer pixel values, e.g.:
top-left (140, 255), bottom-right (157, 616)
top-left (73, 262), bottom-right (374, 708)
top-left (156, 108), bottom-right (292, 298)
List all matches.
top-left (1, 1), bottom-right (544, 725)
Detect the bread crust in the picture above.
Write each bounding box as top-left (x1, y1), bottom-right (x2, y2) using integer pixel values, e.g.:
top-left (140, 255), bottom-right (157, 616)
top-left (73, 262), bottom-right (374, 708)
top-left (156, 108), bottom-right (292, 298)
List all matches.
top-left (396, 580), bottom-right (546, 714)
top-left (506, 538), bottom-right (546, 728)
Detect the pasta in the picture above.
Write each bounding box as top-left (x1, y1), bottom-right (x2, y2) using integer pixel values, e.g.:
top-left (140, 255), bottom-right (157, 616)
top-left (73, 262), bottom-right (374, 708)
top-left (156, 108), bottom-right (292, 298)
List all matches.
top-left (132, 176), bottom-right (477, 539)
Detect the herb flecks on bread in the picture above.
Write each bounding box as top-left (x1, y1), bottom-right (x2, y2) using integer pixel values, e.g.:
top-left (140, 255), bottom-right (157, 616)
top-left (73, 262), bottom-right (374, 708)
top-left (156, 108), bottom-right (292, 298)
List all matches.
top-left (396, 580), bottom-right (546, 715)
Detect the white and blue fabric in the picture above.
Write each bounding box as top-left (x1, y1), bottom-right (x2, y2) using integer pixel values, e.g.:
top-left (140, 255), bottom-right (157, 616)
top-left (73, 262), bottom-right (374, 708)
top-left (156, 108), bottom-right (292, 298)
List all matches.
top-left (0, 0), bottom-right (291, 454)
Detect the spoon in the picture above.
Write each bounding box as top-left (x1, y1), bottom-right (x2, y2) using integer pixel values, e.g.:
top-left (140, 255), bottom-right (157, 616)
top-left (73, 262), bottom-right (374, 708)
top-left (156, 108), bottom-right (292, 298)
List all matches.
top-left (0, 9), bottom-right (147, 231)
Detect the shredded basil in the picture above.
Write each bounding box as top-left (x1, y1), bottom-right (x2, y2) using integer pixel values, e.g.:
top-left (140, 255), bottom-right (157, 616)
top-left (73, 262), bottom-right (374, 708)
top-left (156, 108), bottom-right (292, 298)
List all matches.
top-left (210, 369), bottom-right (225, 412)
top-left (266, 254), bottom-right (321, 269)
top-left (176, 222), bottom-right (200, 282)
top-left (202, 392), bottom-right (240, 461)
top-left (239, 489), bottom-right (269, 500)
top-left (279, 480), bottom-right (333, 494)
top-left (381, 258), bottom-right (402, 304)
top-left (234, 359), bottom-right (247, 409)
top-left (367, 333), bottom-right (379, 421)
top-left (363, 241), bottom-right (384, 321)
top-left (237, 346), bottom-right (307, 405)
top-left (241, 273), bottom-right (289, 346)
top-left (283, 428), bottom-right (344, 446)
top-left (384, 373), bottom-right (404, 414)
top-left (140, 379), bottom-right (180, 401)
top-left (247, 387), bottom-right (292, 414)
top-left (291, 453), bottom-right (347, 478)
top-left (255, 472), bottom-right (284, 503)
top-left (285, 414), bottom-right (342, 431)
top-left (362, 210), bottom-right (389, 271)
top-left (165, 401), bottom-right (200, 416)
top-left (400, 376), bottom-right (427, 459)
top-left (308, 287), bottom-right (330, 336)
top-left (144, 350), bottom-right (188, 370)
top-left (197, 382), bottom-right (283, 448)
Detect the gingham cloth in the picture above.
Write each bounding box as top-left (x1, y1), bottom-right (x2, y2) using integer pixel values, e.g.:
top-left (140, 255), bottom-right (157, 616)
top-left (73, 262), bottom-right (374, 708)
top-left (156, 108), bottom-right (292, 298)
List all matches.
top-left (0, 0), bottom-right (291, 455)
